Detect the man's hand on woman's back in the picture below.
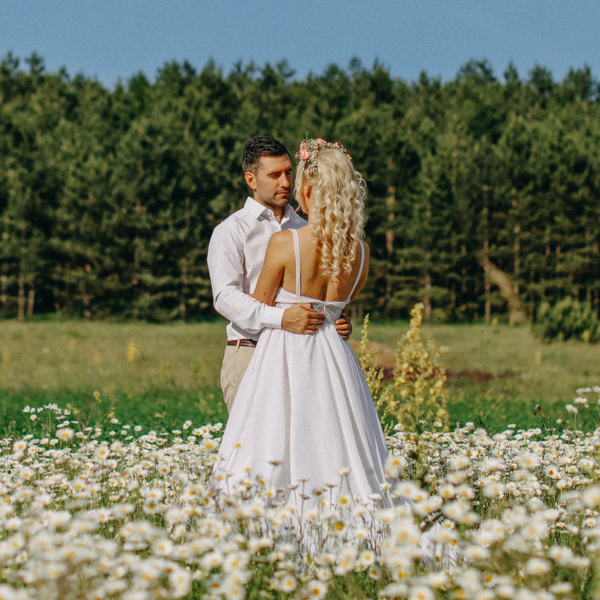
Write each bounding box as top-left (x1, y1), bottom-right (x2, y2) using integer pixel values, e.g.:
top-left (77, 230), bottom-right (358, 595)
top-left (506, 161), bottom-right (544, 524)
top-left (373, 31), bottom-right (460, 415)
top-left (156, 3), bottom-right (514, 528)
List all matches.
top-left (334, 311), bottom-right (352, 340)
top-left (282, 304), bottom-right (352, 339)
top-left (282, 304), bottom-right (325, 334)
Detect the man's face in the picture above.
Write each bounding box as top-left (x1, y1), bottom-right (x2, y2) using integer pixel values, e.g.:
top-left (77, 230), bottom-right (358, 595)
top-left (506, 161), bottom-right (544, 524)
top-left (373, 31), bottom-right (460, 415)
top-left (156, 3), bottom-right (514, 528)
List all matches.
top-left (245, 154), bottom-right (293, 213)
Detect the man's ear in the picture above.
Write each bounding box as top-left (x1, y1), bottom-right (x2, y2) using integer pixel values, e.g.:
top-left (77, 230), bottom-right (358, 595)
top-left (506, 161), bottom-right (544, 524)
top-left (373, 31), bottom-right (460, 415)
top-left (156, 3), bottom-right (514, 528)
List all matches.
top-left (244, 171), bottom-right (257, 193)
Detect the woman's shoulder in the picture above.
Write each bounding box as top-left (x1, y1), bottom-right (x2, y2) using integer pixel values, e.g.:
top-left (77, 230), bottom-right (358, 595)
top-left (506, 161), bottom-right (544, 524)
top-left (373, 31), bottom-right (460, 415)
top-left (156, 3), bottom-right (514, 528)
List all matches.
top-left (358, 239), bottom-right (370, 258)
top-left (265, 230), bottom-right (295, 259)
top-left (268, 229), bottom-right (293, 246)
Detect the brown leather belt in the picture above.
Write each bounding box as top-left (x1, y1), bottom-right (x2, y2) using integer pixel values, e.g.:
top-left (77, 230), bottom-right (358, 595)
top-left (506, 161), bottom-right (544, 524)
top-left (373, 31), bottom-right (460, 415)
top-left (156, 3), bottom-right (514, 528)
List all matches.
top-left (226, 339), bottom-right (257, 348)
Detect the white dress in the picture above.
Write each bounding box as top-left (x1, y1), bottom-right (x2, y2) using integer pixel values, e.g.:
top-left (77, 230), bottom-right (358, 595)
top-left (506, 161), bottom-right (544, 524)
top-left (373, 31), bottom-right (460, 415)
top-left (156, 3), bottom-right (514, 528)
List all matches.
top-left (213, 230), bottom-right (389, 503)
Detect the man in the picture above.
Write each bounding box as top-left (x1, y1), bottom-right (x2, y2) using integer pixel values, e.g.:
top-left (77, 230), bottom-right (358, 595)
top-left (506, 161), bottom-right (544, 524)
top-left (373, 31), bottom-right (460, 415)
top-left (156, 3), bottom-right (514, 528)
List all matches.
top-left (207, 136), bottom-right (352, 412)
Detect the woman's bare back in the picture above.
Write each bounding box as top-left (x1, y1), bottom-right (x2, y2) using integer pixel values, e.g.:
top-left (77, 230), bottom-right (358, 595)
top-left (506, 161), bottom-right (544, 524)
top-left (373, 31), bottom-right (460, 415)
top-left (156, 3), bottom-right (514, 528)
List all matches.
top-left (279, 226), bottom-right (369, 302)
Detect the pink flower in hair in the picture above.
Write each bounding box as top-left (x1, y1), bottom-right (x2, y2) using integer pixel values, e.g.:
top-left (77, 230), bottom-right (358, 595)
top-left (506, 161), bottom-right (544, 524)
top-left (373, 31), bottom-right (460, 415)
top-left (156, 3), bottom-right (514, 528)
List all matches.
top-left (295, 137), bottom-right (353, 176)
top-left (298, 141), bottom-right (311, 161)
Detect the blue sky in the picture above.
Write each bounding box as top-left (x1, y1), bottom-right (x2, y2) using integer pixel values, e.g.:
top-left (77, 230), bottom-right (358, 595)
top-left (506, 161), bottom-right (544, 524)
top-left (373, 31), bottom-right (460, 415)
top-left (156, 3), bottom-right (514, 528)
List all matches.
top-left (2, 0), bottom-right (599, 86)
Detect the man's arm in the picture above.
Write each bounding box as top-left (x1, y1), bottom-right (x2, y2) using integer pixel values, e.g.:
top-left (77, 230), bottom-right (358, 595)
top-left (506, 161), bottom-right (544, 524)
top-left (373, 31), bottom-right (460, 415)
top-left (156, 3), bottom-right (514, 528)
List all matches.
top-left (208, 224), bottom-right (284, 334)
top-left (208, 225), bottom-right (324, 335)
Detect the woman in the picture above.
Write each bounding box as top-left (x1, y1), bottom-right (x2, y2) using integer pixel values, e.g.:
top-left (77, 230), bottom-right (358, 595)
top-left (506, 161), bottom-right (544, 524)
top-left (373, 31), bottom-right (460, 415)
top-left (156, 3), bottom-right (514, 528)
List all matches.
top-left (212, 139), bottom-right (388, 504)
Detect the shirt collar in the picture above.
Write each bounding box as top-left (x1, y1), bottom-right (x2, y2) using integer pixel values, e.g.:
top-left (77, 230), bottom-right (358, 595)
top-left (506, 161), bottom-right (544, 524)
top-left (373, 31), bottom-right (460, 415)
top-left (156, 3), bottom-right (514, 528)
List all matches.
top-left (244, 196), bottom-right (296, 224)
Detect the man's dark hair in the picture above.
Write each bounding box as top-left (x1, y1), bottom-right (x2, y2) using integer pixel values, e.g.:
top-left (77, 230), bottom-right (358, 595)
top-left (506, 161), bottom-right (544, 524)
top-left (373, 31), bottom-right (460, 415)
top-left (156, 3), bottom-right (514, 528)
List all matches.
top-left (242, 136), bottom-right (290, 174)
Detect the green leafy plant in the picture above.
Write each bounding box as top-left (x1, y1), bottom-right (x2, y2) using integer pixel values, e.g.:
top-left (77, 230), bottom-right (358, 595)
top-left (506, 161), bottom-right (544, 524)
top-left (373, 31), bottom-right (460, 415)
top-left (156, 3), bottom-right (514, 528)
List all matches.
top-left (537, 298), bottom-right (600, 343)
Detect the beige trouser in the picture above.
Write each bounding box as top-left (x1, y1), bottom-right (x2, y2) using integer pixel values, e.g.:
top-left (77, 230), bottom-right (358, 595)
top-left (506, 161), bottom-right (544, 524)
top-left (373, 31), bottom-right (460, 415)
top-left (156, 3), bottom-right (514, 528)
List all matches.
top-left (220, 344), bottom-right (256, 413)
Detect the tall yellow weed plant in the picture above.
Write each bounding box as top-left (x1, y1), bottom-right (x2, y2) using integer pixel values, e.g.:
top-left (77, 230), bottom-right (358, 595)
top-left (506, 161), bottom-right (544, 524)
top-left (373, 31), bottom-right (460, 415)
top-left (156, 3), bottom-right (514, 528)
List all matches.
top-left (392, 303), bottom-right (450, 435)
top-left (356, 314), bottom-right (394, 427)
top-left (358, 304), bottom-right (449, 436)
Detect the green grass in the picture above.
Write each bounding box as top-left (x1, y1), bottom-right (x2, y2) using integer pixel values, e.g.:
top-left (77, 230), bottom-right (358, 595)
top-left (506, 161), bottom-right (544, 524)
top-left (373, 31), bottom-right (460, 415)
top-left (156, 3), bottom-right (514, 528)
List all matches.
top-left (0, 320), bottom-right (225, 390)
top-left (0, 387), bottom-right (228, 439)
top-left (1, 319), bottom-right (599, 436)
top-left (363, 322), bottom-right (600, 400)
top-left (363, 321), bottom-right (600, 431)
top-left (0, 320), bottom-right (228, 436)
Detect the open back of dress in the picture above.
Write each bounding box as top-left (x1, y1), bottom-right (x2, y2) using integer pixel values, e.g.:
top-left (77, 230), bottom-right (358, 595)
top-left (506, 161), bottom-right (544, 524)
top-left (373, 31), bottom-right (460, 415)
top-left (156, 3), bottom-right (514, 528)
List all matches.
top-left (274, 229), bottom-right (365, 325)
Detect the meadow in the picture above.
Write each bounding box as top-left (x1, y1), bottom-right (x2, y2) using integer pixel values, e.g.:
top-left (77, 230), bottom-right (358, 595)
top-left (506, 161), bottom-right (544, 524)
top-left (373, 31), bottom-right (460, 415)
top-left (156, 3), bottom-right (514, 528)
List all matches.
top-left (1, 391), bottom-right (600, 600)
top-left (2, 320), bottom-right (600, 599)
top-left (1, 319), bottom-right (599, 436)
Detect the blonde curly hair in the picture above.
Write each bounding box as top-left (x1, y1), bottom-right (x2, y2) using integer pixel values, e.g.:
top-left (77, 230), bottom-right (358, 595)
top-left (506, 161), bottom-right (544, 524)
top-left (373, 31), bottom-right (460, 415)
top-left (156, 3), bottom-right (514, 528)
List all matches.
top-left (294, 148), bottom-right (367, 278)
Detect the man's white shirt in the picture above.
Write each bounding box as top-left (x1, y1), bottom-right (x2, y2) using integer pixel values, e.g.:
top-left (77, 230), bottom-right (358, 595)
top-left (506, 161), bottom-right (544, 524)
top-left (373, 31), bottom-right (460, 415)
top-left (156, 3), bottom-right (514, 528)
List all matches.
top-left (207, 196), bottom-right (307, 341)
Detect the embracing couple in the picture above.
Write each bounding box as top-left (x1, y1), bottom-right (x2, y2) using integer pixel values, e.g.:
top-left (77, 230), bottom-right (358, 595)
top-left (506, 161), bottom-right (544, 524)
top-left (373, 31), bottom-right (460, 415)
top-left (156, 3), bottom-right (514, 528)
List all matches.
top-left (207, 136), bottom-right (388, 503)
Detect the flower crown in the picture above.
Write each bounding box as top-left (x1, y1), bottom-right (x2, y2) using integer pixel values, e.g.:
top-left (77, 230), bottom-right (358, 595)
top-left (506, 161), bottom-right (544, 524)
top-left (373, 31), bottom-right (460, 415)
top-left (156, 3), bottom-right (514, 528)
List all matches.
top-left (295, 138), bottom-right (352, 177)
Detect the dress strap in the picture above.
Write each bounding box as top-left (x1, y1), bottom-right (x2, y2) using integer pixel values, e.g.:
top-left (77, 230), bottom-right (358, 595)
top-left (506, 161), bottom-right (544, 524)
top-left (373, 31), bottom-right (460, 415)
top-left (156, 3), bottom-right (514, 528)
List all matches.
top-left (291, 229), bottom-right (302, 297)
top-left (347, 241), bottom-right (365, 301)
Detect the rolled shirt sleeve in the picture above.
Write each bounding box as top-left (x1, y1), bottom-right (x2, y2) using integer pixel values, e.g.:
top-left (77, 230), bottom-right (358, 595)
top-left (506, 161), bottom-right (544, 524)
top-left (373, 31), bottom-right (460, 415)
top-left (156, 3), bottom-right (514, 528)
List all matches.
top-left (207, 223), bottom-right (284, 335)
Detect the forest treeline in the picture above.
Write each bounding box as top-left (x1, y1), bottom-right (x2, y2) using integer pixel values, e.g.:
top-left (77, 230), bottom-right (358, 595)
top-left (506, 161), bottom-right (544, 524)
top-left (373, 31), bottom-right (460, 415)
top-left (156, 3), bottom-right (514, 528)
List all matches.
top-left (1, 52), bottom-right (600, 323)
